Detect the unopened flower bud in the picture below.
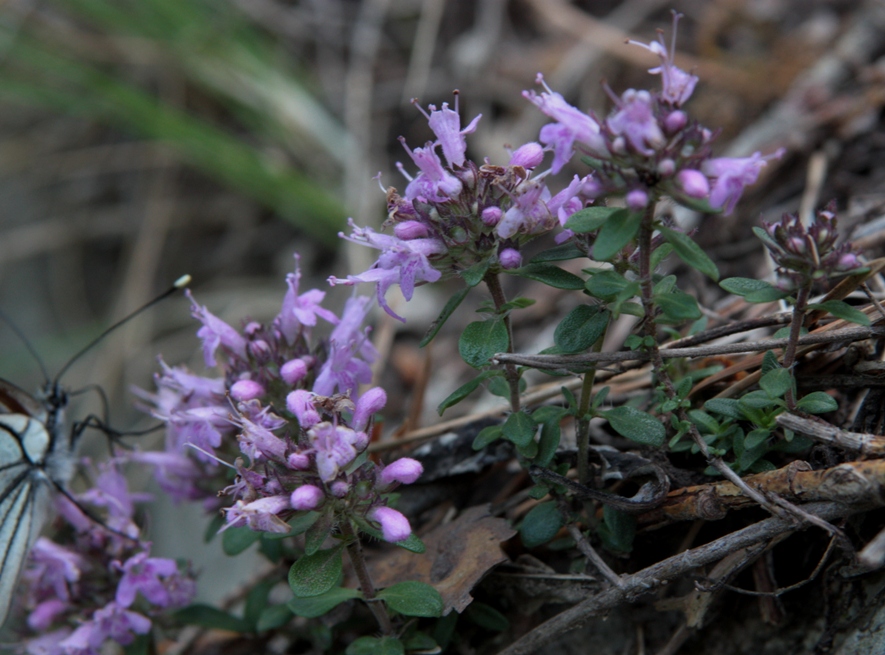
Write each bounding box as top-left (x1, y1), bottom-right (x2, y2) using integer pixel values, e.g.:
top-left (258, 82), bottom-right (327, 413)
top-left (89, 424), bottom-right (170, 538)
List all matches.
top-left (380, 458), bottom-right (424, 485)
top-left (581, 177), bottom-right (604, 199)
top-left (244, 321), bottom-right (262, 336)
top-left (394, 221), bottom-right (429, 240)
top-left (290, 485), bottom-right (324, 510)
top-left (281, 358), bottom-right (309, 385)
top-left (664, 110), bottom-right (687, 133)
top-left (369, 506), bottom-right (411, 543)
top-left (838, 252), bottom-right (860, 270)
top-left (330, 481), bottom-right (349, 498)
top-left (657, 159), bottom-right (676, 177)
top-left (626, 189), bottom-right (649, 211)
top-left (450, 226), bottom-right (468, 243)
top-left (353, 387), bottom-right (387, 432)
top-left (230, 379), bottom-right (265, 402)
top-left (677, 169), bottom-right (709, 198)
top-left (499, 248), bottom-right (522, 269)
top-left (508, 142), bottom-right (545, 169)
top-left (248, 340), bottom-right (270, 359)
top-left (482, 206), bottom-right (503, 227)
top-left (287, 452), bottom-right (310, 470)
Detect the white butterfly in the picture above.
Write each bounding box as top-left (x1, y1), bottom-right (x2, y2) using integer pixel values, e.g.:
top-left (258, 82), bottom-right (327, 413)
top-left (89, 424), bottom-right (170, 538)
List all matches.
top-left (0, 378), bottom-right (75, 626)
top-left (0, 273), bottom-right (190, 626)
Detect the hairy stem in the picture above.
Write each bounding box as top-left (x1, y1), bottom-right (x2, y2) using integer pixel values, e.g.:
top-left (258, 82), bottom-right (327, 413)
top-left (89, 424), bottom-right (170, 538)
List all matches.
top-left (343, 521), bottom-right (392, 635)
top-left (783, 284), bottom-right (811, 410)
top-left (485, 271), bottom-right (521, 412)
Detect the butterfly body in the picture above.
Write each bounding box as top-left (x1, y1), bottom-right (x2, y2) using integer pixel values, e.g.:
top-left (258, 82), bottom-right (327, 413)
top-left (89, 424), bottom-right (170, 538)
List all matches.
top-left (0, 379), bottom-right (74, 626)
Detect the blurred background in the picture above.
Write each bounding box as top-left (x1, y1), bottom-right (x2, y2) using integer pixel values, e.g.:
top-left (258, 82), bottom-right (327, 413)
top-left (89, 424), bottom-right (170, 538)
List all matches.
top-left (0, 0), bottom-right (882, 597)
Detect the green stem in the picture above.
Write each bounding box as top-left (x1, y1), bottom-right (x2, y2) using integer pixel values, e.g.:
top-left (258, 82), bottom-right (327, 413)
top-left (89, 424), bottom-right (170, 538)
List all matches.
top-left (485, 271), bottom-right (521, 412)
top-left (576, 331), bottom-right (606, 486)
top-left (783, 284), bottom-right (811, 410)
top-left (343, 521), bottom-right (392, 635)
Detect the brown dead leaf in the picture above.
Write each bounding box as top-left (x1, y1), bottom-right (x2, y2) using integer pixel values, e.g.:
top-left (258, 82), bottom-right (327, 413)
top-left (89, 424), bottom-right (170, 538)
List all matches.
top-left (369, 505), bottom-right (516, 614)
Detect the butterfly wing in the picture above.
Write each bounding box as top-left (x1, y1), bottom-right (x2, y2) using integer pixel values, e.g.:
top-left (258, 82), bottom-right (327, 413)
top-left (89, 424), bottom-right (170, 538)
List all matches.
top-left (0, 402), bottom-right (54, 626)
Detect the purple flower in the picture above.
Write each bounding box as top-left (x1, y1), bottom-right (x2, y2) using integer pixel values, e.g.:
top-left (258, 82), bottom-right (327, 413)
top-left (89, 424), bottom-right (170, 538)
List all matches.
top-left (230, 379), bottom-right (265, 402)
top-left (92, 603), bottom-right (151, 645)
top-left (57, 622), bottom-right (100, 655)
top-left (481, 206), bottom-right (502, 227)
top-left (380, 458), bottom-right (424, 485)
top-left (369, 506), bottom-right (412, 543)
top-left (523, 75), bottom-right (607, 172)
top-left (287, 389), bottom-right (321, 428)
top-left (626, 189), bottom-right (649, 210)
top-left (77, 465), bottom-right (150, 529)
top-left (291, 485), bottom-right (324, 511)
top-left (27, 599), bottom-right (69, 631)
top-left (237, 416), bottom-right (287, 461)
top-left (607, 90), bottom-right (665, 156)
top-left (352, 386), bottom-right (387, 432)
top-left (308, 422), bottom-right (361, 481)
top-left (26, 538), bottom-right (83, 603)
top-left (499, 248), bottom-right (522, 269)
top-left (115, 551), bottom-right (178, 608)
top-left (628, 12), bottom-right (698, 106)
top-left (400, 139), bottom-right (462, 201)
top-left (329, 221), bottom-right (445, 321)
top-left (702, 149), bottom-right (784, 215)
top-left (312, 296), bottom-right (378, 395)
top-left (277, 256), bottom-right (339, 344)
top-left (418, 99), bottom-right (482, 167)
top-left (508, 142), bottom-right (545, 169)
top-left (128, 451), bottom-right (203, 503)
top-left (393, 220), bottom-right (430, 240)
top-left (187, 290), bottom-right (247, 367)
top-left (223, 496), bottom-right (291, 533)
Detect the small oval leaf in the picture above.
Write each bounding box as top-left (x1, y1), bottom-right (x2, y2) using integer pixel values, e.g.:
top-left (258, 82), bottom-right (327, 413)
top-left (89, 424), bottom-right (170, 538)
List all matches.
top-left (603, 406), bottom-right (666, 447)
top-left (459, 319), bottom-right (509, 369)
top-left (378, 581), bottom-right (444, 618)
top-left (288, 545), bottom-right (344, 598)
top-left (520, 501), bottom-right (564, 548)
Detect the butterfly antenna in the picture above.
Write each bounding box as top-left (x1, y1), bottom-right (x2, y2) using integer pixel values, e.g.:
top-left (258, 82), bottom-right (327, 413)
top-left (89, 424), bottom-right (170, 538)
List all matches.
top-left (53, 275), bottom-right (191, 386)
top-left (0, 307), bottom-right (51, 384)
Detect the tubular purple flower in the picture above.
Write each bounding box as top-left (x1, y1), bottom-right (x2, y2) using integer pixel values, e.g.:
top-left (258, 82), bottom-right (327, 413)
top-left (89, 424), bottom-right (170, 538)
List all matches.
top-left (628, 12), bottom-right (698, 106)
top-left (230, 379), bottom-right (265, 402)
top-left (287, 389), bottom-right (321, 428)
top-left (129, 451), bottom-right (204, 503)
top-left (115, 551), bottom-right (178, 608)
top-left (702, 149), bottom-right (785, 215)
top-left (187, 291), bottom-right (247, 367)
top-left (290, 485), bottom-right (324, 511)
top-left (400, 139), bottom-right (462, 201)
top-left (508, 142), bottom-right (545, 169)
top-left (313, 296), bottom-right (378, 395)
top-left (223, 496), bottom-right (291, 533)
top-left (677, 169), bottom-right (710, 198)
top-left (380, 458), bottom-right (424, 485)
top-left (237, 417), bottom-right (287, 461)
top-left (499, 248), bottom-right (522, 269)
top-left (607, 90), bottom-right (664, 156)
top-left (352, 386), bottom-right (387, 432)
top-left (28, 599), bottom-right (68, 631)
top-left (419, 99), bottom-right (482, 167)
top-left (26, 538), bottom-right (83, 602)
top-left (277, 257), bottom-right (339, 344)
top-left (308, 422), bottom-right (361, 481)
top-left (329, 220), bottom-right (445, 322)
top-left (370, 506), bottom-right (412, 543)
top-left (497, 180), bottom-right (548, 239)
top-left (92, 603), bottom-right (152, 645)
top-left (524, 75), bottom-right (607, 171)
top-left (548, 174), bottom-right (586, 227)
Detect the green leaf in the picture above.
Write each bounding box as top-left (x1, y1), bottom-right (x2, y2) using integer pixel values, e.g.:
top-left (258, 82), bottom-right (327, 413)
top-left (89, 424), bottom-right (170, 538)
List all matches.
top-left (304, 507), bottom-right (335, 555)
top-left (288, 545), bottom-right (344, 598)
top-left (438, 370), bottom-right (498, 414)
top-left (460, 259), bottom-right (491, 287)
top-left (554, 305), bottom-right (610, 353)
top-left (565, 206), bottom-right (622, 233)
top-left (393, 533), bottom-right (426, 554)
top-left (221, 526), bottom-right (261, 556)
top-left (531, 242), bottom-right (585, 263)
top-left (420, 286), bottom-right (470, 347)
top-left (403, 633), bottom-right (440, 652)
top-left (593, 209), bottom-right (642, 261)
top-left (602, 406), bottom-right (666, 446)
top-left (739, 390), bottom-right (781, 410)
top-left (808, 300), bottom-right (871, 326)
top-left (598, 506), bottom-right (636, 553)
top-left (473, 424), bottom-right (504, 450)
top-left (659, 226), bottom-right (719, 281)
top-left (744, 428), bottom-right (771, 450)
top-left (502, 411), bottom-right (537, 448)
top-left (796, 392), bottom-right (838, 414)
top-left (761, 350), bottom-right (780, 374)
top-left (650, 242), bottom-right (675, 270)
top-left (745, 286), bottom-right (791, 303)
top-left (256, 604), bottom-right (293, 632)
top-left (720, 277), bottom-right (775, 297)
top-left (378, 581), bottom-right (444, 617)
top-left (759, 368), bottom-right (793, 399)
top-left (520, 501), bottom-right (564, 548)
top-left (688, 409), bottom-right (720, 434)
top-left (203, 513), bottom-right (224, 543)
top-left (288, 586), bottom-right (361, 618)
top-left (174, 604), bottom-right (250, 633)
top-left (533, 407), bottom-right (567, 467)
top-left (704, 398), bottom-right (743, 421)
top-left (500, 297), bottom-right (537, 311)
top-left (585, 270), bottom-right (637, 301)
top-left (245, 580), bottom-right (273, 628)
top-left (459, 319), bottom-right (510, 369)
top-left (655, 290), bottom-right (701, 322)
top-left (465, 602), bottom-right (510, 631)
top-left (346, 636), bottom-right (405, 655)
top-left (512, 263), bottom-right (585, 290)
